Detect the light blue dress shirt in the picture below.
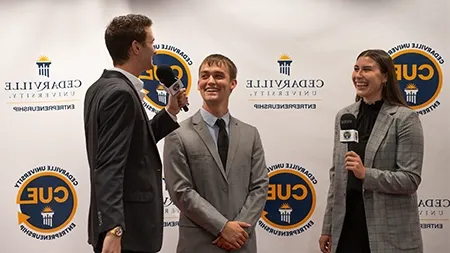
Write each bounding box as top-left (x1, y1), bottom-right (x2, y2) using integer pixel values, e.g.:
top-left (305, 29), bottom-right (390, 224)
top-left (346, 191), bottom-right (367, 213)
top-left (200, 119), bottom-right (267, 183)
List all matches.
top-left (199, 107), bottom-right (230, 146)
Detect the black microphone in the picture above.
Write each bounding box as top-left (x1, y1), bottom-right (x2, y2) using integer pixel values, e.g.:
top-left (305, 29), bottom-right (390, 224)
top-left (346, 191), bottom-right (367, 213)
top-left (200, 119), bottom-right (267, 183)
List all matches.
top-left (339, 113), bottom-right (359, 149)
top-left (155, 65), bottom-right (189, 112)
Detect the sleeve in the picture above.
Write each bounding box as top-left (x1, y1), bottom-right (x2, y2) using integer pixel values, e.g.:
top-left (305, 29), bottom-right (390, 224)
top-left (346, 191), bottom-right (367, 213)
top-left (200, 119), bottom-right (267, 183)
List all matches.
top-left (321, 112), bottom-right (339, 235)
top-left (363, 110), bottom-right (424, 194)
top-left (149, 108), bottom-right (179, 143)
top-left (233, 128), bottom-right (269, 235)
top-left (163, 131), bottom-right (228, 236)
top-left (94, 88), bottom-right (136, 233)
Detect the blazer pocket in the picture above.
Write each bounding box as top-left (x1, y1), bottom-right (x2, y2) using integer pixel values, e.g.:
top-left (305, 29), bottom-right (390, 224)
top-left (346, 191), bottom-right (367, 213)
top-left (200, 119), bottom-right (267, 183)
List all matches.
top-left (123, 191), bottom-right (153, 203)
top-left (385, 197), bottom-right (421, 249)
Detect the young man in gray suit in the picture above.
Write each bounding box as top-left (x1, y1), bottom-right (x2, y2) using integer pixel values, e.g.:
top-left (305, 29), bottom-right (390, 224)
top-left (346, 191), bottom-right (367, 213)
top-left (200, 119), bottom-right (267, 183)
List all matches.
top-left (163, 54), bottom-right (269, 253)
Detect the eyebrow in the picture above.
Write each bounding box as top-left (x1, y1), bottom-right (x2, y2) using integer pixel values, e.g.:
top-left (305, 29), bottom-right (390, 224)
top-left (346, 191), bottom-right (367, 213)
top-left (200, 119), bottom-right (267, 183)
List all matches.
top-left (200, 70), bottom-right (225, 74)
top-left (355, 65), bottom-right (374, 68)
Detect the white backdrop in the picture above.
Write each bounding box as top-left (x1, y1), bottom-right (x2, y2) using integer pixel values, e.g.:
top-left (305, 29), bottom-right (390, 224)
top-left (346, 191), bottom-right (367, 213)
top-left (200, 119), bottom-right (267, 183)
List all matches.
top-left (1, 0), bottom-right (448, 252)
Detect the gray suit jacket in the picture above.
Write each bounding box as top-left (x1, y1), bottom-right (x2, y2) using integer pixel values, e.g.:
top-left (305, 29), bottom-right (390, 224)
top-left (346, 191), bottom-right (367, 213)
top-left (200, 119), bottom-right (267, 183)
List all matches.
top-left (321, 101), bottom-right (424, 253)
top-left (163, 110), bottom-right (269, 253)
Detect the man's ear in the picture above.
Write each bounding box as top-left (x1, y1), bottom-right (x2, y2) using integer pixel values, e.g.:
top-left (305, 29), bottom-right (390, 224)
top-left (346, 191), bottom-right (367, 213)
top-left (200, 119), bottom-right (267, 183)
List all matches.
top-left (230, 79), bottom-right (237, 92)
top-left (130, 40), bottom-right (140, 55)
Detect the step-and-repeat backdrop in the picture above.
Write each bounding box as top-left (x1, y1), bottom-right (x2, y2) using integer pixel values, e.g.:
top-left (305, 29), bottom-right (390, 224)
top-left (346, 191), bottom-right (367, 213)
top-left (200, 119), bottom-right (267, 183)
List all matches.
top-left (1, 0), bottom-right (448, 252)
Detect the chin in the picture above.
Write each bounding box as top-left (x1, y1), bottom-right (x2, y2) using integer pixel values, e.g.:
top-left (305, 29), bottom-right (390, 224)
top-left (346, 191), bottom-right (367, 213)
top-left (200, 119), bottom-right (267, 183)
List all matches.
top-left (356, 91), bottom-right (367, 97)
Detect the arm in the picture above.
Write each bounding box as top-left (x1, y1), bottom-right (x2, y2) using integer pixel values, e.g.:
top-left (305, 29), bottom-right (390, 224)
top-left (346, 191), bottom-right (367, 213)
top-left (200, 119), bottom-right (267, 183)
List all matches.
top-left (321, 113), bottom-right (339, 235)
top-left (233, 128), bottom-right (269, 235)
top-left (163, 131), bottom-right (228, 236)
top-left (94, 88), bottom-right (135, 233)
top-left (149, 108), bottom-right (179, 143)
top-left (363, 110), bottom-right (424, 194)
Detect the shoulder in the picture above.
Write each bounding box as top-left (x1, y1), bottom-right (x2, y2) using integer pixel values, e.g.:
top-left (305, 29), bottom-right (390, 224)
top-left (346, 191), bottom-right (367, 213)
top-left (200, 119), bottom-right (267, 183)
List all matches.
top-left (334, 101), bottom-right (359, 121)
top-left (232, 116), bottom-right (260, 135)
top-left (177, 116), bottom-right (194, 131)
top-left (168, 116), bottom-right (194, 138)
top-left (87, 80), bottom-right (134, 103)
top-left (393, 105), bottom-right (417, 119)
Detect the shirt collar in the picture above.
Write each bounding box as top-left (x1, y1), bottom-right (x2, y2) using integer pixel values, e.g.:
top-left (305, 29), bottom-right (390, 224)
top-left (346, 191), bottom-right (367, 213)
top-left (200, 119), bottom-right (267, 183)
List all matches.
top-left (200, 107), bottom-right (230, 128)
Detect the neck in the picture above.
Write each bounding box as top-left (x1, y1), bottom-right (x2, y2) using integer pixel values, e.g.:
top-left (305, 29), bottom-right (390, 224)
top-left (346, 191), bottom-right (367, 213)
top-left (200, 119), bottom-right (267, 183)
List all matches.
top-left (362, 95), bottom-right (382, 105)
top-left (114, 61), bottom-right (142, 77)
top-left (202, 101), bottom-right (229, 118)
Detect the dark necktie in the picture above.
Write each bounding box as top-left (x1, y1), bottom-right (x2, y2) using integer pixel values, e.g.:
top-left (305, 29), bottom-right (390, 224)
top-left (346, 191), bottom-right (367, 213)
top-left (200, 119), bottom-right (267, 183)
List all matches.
top-left (215, 118), bottom-right (229, 170)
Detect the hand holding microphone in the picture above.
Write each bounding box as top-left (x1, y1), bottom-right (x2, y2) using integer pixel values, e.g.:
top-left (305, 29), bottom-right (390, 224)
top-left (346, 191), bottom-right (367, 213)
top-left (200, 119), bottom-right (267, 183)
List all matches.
top-left (156, 65), bottom-right (189, 115)
top-left (340, 113), bottom-right (366, 179)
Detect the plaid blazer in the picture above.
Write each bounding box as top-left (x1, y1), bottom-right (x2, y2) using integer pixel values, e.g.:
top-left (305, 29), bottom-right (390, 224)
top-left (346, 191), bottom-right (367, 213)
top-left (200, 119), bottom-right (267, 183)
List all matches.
top-left (321, 101), bottom-right (424, 253)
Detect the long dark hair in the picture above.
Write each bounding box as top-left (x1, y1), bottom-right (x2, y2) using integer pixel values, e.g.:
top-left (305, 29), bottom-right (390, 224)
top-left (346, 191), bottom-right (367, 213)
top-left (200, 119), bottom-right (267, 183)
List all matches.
top-left (355, 49), bottom-right (408, 107)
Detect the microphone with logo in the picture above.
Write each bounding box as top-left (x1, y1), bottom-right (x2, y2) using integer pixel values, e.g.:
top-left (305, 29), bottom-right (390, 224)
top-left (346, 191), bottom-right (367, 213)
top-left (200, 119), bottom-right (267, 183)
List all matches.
top-left (155, 65), bottom-right (189, 112)
top-left (340, 113), bottom-right (359, 149)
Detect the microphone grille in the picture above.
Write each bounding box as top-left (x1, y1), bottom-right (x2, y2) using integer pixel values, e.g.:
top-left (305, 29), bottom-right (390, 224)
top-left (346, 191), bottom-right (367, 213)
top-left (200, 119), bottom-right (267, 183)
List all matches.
top-left (340, 113), bottom-right (357, 130)
top-left (155, 65), bottom-right (176, 84)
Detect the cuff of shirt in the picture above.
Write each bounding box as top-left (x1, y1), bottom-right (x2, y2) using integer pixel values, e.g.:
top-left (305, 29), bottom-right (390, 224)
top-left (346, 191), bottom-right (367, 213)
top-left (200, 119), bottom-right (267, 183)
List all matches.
top-left (219, 221), bottom-right (228, 235)
top-left (165, 107), bottom-right (177, 122)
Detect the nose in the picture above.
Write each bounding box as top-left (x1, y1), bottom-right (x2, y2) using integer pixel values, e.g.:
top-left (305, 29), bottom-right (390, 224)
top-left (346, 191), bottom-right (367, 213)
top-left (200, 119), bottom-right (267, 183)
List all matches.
top-left (207, 75), bottom-right (216, 85)
top-left (354, 69), bottom-right (363, 78)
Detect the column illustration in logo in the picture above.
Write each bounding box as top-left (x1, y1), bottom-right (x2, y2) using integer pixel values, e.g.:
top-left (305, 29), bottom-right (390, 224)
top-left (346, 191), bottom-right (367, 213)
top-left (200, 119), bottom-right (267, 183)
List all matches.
top-left (36, 56), bottom-right (51, 77)
top-left (404, 83), bottom-right (419, 104)
top-left (41, 206), bottom-right (55, 227)
top-left (277, 54), bottom-right (292, 76)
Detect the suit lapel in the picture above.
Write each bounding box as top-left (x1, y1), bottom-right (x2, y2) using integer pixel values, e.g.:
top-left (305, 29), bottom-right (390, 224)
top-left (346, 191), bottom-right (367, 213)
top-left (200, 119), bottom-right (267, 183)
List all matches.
top-left (364, 102), bottom-right (398, 167)
top-left (103, 70), bottom-right (156, 142)
top-left (226, 117), bottom-right (240, 176)
top-left (192, 111), bottom-right (228, 182)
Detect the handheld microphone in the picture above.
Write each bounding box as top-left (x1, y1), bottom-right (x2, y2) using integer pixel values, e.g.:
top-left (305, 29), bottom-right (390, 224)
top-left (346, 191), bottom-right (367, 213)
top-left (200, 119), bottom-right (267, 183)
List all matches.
top-left (155, 65), bottom-right (189, 112)
top-left (339, 113), bottom-right (358, 148)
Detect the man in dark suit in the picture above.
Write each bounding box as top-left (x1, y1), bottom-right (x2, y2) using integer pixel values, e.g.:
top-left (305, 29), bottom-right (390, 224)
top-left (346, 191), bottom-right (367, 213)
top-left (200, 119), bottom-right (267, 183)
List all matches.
top-left (83, 14), bottom-right (188, 253)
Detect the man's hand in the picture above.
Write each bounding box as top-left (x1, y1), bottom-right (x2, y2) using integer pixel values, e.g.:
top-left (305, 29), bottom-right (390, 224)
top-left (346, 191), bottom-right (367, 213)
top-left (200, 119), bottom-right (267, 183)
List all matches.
top-left (216, 221), bottom-right (251, 249)
top-left (212, 236), bottom-right (239, 251)
top-left (166, 88), bottom-right (188, 115)
top-left (101, 233), bottom-right (121, 253)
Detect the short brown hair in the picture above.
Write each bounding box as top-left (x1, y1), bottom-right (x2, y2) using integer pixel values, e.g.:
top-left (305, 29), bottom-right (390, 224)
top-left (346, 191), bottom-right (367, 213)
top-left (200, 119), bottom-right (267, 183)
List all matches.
top-left (199, 54), bottom-right (238, 80)
top-left (355, 49), bottom-right (408, 107)
top-left (105, 14), bottom-right (152, 65)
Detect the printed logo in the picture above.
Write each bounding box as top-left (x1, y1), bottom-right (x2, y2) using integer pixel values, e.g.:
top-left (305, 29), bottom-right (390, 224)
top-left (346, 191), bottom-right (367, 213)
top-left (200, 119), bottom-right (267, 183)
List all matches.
top-left (162, 178), bottom-right (180, 227)
top-left (388, 43), bottom-right (444, 115)
top-left (259, 163), bottom-right (317, 236)
top-left (3, 55), bottom-right (83, 112)
top-left (245, 54), bottom-right (325, 110)
top-left (419, 197), bottom-right (449, 230)
top-left (15, 165), bottom-right (78, 240)
top-left (139, 44), bottom-right (193, 114)
top-left (343, 131), bottom-right (351, 140)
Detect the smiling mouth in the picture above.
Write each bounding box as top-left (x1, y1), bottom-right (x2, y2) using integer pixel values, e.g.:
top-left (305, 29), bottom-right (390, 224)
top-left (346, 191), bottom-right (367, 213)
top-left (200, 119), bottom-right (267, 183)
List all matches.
top-left (356, 82), bottom-right (368, 87)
